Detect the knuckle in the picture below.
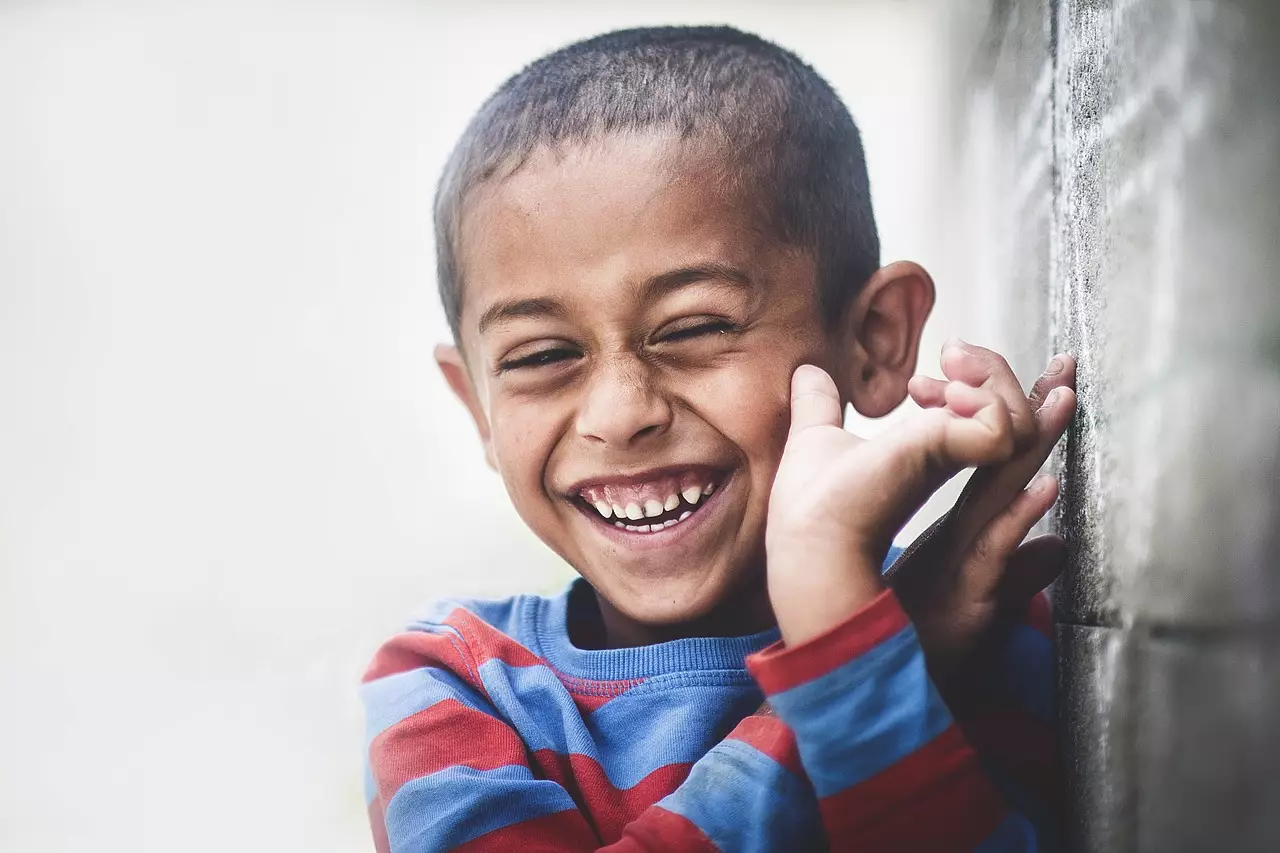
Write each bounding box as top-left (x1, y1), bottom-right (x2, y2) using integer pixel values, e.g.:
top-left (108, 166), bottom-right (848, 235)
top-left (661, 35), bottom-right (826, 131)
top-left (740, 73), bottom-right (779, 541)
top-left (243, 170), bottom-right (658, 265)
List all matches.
top-left (1012, 415), bottom-right (1038, 449)
top-left (969, 532), bottom-right (995, 565)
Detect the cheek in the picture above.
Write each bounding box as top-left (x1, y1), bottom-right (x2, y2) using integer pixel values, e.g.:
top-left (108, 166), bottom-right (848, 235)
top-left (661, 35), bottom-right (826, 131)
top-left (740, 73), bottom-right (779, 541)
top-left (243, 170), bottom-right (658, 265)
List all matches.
top-left (687, 360), bottom-right (794, 472)
top-left (487, 400), bottom-right (563, 505)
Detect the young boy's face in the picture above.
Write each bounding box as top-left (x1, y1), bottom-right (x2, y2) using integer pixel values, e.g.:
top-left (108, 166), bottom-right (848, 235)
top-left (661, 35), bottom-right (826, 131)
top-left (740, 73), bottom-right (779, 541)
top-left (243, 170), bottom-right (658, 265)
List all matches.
top-left (443, 133), bottom-right (865, 633)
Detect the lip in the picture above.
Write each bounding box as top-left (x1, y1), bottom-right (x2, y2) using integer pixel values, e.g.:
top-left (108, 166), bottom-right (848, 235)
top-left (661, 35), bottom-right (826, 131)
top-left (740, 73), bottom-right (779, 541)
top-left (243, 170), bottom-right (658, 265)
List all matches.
top-left (561, 463), bottom-right (728, 497)
top-left (572, 470), bottom-right (736, 553)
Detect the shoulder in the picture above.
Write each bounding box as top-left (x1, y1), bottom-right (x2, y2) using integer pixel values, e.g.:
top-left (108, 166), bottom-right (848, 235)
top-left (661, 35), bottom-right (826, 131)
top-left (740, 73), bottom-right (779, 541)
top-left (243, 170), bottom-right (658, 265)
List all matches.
top-left (405, 590), bottom-right (533, 638)
top-left (362, 585), bottom-right (570, 687)
top-left (404, 584), bottom-right (568, 653)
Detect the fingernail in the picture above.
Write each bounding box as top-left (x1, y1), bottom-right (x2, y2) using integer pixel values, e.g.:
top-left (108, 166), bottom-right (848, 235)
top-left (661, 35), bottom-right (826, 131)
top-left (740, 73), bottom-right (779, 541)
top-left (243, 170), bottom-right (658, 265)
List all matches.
top-left (1044, 356), bottom-right (1064, 375)
top-left (1045, 387), bottom-right (1063, 405)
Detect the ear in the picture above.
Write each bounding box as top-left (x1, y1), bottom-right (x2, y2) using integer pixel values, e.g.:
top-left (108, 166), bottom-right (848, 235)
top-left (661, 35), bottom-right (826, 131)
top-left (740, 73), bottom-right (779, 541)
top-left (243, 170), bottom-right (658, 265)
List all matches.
top-left (840, 261), bottom-right (935, 418)
top-left (434, 344), bottom-right (497, 470)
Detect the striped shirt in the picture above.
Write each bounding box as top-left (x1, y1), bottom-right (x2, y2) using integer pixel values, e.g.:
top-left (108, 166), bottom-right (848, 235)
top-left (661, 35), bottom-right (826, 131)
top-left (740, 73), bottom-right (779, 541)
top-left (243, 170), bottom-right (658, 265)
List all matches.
top-left (362, 555), bottom-right (1058, 851)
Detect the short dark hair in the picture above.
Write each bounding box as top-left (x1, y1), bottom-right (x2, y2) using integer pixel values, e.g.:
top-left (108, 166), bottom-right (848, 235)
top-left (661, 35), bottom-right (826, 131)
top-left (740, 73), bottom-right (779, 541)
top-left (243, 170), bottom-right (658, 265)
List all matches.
top-left (435, 25), bottom-right (880, 340)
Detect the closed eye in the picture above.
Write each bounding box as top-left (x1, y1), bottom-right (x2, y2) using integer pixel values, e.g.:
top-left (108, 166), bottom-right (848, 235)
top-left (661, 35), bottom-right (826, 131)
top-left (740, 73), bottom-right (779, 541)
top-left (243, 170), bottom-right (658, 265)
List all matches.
top-left (660, 320), bottom-right (736, 343)
top-left (498, 348), bottom-right (579, 372)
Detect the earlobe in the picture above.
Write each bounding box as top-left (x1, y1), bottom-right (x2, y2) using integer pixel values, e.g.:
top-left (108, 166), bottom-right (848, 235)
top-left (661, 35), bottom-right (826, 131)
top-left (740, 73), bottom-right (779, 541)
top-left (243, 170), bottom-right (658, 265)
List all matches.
top-left (434, 344), bottom-right (498, 470)
top-left (845, 261), bottom-right (935, 418)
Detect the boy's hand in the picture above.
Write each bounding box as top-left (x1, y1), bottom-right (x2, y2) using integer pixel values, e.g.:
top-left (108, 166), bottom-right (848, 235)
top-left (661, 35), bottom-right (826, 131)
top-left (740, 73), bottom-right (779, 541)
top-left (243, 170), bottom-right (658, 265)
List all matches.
top-left (887, 342), bottom-right (1077, 700)
top-left (766, 359), bottom-right (1017, 647)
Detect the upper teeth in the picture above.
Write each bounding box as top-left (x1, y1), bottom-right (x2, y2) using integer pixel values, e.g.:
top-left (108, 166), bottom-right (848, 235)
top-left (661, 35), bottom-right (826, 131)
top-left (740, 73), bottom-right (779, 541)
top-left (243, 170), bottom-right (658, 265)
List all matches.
top-left (586, 481), bottom-right (717, 520)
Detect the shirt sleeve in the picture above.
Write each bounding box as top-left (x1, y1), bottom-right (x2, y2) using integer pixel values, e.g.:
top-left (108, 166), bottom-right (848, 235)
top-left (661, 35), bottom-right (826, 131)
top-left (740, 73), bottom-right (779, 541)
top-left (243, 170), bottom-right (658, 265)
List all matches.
top-left (362, 628), bottom-right (826, 852)
top-left (746, 588), bottom-right (1052, 852)
top-left (949, 592), bottom-right (1063, 829)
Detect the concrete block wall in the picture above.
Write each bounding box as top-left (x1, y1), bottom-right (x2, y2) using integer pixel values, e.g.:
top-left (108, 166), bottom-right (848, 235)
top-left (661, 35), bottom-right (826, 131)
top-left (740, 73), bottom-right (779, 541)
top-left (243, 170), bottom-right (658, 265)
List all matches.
top-left (939, 1), bottom-right (1280, 850)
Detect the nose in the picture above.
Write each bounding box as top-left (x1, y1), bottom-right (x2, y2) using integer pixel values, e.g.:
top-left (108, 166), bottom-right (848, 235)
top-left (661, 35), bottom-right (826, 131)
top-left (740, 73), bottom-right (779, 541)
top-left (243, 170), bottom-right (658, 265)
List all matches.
top-left (575, 356), bottom-right (672, 448)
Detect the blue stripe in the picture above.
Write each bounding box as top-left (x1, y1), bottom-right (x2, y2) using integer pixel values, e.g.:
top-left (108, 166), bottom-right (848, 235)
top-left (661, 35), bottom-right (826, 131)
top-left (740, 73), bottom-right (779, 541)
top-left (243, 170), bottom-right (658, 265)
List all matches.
top-left (983, 761), bottom-right (1057, 851)
top-left (769, 623), bottom-right (952, 797)
top-left (478, 657), bottom-right (763, 790)
top-left (363, 760), bottom-right (376, 805)
top-left (384, 764), bottom-right (578, 851)
top-left (993, 624), bottom-right (1055, 722)
top-left (587, 676), bottom-right (763, 787)
top-left (362, 665), bottom-right (491, 745)
top-left (409, 594), bottom-right (527, 640)
top-left (882, 545), bottom-right (904, 573)
top-left (658, 740), bottom-right (824, 853)
top-left (973, 812), bottom-right (1040, 852)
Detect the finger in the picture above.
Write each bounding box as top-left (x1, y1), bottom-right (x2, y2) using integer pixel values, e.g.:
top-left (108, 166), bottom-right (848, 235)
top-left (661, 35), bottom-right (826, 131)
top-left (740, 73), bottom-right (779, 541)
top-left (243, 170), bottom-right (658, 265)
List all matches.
top-left (1028, 354), bottom-right (1077, 410)
top-left (936, 382), bottom-right (1016, 467)
top-left (957, 474), bottom-right (1059, 602)
top-left (1034, 385), bottom-right (1077, 443)
top-left (940, 339), bottom-right (1037, 451)
top-left (947, 383), bottom-right (1077, 554)
top-left (908, 374), bottom-right (948, 408)
top-left (788, 364), bottom-right (843, 437)
top-left (999, 534), bottom-right (1068, 606)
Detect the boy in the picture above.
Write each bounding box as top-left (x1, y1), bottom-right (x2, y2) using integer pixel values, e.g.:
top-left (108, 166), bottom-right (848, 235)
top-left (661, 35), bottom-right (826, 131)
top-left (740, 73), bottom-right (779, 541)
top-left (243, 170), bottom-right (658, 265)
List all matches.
top-left (363, 26), bottom-right (1075, 852)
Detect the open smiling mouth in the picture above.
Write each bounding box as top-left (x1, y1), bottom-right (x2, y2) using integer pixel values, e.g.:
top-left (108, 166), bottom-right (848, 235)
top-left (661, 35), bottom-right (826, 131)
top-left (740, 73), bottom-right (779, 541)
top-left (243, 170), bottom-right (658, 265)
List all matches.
top-left (573, 470), bottom-right (727, 534)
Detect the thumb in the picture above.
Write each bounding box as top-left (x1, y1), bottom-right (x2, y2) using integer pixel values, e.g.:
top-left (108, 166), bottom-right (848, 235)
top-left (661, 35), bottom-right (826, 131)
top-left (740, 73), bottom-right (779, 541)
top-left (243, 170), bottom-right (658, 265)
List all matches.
top-left (998, 534), bottom-right (1067, 608)
top-left (788, 364), bottom-right (843, 438)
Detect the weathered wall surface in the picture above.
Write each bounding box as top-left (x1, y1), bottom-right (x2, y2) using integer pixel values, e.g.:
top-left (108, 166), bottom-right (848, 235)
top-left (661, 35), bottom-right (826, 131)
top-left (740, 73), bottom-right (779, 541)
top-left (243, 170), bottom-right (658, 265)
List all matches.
top-left (942, 1), bottom-right (1280, 850)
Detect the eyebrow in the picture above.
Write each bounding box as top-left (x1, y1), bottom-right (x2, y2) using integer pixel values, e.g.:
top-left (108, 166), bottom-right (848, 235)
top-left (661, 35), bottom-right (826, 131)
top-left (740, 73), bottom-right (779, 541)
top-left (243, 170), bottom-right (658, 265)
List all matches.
top-left (474, 263), bottom-right (755, 336)
top-left (639, 263), bottom-right (756, 303)
top-left (477, 297), bottom-right (568, 335)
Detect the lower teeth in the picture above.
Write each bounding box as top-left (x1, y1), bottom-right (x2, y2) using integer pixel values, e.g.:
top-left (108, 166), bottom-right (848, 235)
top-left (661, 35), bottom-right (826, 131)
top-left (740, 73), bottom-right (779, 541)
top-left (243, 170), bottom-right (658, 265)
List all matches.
top-left (614, 508), bottom-right (696, 533)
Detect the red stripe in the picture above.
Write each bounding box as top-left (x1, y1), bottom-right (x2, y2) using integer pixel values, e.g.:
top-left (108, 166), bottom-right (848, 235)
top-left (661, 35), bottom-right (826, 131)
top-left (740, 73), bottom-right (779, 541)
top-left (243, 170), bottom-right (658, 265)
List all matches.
top-left (613, 806), bottom-right (721, 852)
top-left (725, 713), bottom-right (804, 779)
top-left (447, 609), bottom-right (549, 668)
top-left (570, 683), bottom-right (644, 714)
top-left (362, 627), bottom-right (477, 684)
top-left (446, 611), bottom-right (648, 707)
top-left (531, 749), bottom-right (692, 843)
top-left (452, 804), bottom-right (719, 853)
top-left (369, 699), bottom-right (527, 803)
top-left (367, 615), bottom-right (647, 713)
top-left (452, 808), bottom-right (598, 852)
top-left (1025, 592), bottom-right (1052, 639)
top-left (819, 724), bottom-right (1009, 852)
top-left (361, 609), bottom-right (550, 685)
top-left (748, 588), bottom-right (910, 695)
top-left (964, 706), bottom-right (1064, 819)
top-left (367, 796), bottom-right (390, 853)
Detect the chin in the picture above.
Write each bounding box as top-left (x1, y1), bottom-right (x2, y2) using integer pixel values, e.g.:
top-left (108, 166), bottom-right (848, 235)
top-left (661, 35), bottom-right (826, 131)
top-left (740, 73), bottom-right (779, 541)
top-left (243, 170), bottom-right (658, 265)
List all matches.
top-left (619, 586), bottom-right (725, 628)
top-left (594, 560), bottom-right (771, 639)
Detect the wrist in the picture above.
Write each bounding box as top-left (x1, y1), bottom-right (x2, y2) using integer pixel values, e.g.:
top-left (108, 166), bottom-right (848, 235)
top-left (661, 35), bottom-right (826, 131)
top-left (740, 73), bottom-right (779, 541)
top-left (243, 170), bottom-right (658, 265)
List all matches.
top-left (766, 529), bottom-right (886, 647)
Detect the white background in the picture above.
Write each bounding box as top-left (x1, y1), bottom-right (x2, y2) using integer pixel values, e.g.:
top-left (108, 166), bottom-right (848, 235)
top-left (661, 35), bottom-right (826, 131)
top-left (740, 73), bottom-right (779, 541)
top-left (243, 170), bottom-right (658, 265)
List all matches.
top-left (0, 1), bottom-right (964, 849)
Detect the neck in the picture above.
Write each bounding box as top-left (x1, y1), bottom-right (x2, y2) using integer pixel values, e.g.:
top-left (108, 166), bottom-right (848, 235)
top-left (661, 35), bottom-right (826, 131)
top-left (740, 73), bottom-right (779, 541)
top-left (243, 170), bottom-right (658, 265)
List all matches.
top-left (587, 576), bottom-right (776, 649)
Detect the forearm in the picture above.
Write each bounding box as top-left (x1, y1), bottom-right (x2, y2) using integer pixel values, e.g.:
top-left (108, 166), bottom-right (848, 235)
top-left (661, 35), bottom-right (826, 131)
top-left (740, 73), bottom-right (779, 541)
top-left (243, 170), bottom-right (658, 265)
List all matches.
top-left (748, 589), bottom-right (1048, 851)
top-left (766, 526), bottom-right (886, 648)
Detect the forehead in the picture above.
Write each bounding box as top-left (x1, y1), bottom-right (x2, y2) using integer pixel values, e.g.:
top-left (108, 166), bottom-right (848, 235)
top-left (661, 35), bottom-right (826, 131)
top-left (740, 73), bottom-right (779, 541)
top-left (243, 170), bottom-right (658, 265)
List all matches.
top-left (454, 133), bottom-right (793, 330)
